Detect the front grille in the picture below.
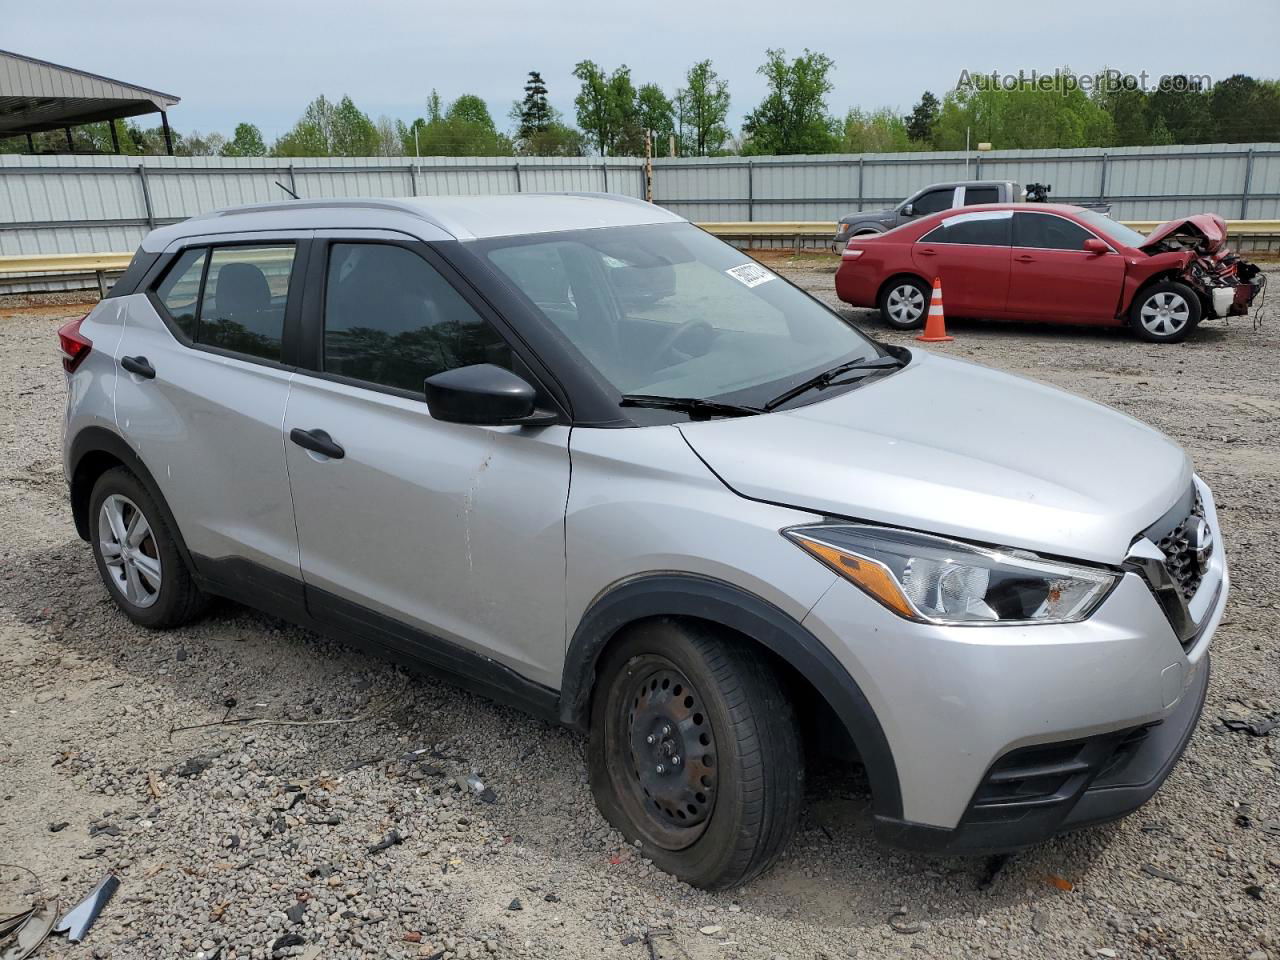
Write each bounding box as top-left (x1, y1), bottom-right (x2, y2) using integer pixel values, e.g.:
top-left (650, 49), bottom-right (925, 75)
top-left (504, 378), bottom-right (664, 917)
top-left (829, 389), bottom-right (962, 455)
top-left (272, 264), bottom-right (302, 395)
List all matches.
top-left (1154, 492), bottom-right (1206, 600)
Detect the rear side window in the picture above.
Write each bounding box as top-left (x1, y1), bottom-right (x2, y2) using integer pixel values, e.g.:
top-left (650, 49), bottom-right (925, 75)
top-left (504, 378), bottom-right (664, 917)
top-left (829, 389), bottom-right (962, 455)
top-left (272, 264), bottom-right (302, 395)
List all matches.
top-left (920, 212), bottom-right (1011, 246)
top-left (152, 243), bottom-right (295, 363)
top-left (154, 248), bottom-right (205, 339)
top-left (1013, 213), bottom-right (1094, 251)
top-left (322, 243), bottom-right (512, 393)
top-left (964, 186), bottom-right (1000, 205)
top-left (198, 246), bottom-right (295, 361)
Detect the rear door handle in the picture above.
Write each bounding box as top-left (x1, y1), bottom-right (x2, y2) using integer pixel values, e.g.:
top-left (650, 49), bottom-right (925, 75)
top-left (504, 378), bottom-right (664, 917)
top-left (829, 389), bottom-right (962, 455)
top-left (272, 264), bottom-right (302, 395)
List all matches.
top-left (1014, 254), bottom-right (1036, 262)
top-left (120, 355), bottom-right (155, 379)
top-left (289, 428), bottom-right (345, 460)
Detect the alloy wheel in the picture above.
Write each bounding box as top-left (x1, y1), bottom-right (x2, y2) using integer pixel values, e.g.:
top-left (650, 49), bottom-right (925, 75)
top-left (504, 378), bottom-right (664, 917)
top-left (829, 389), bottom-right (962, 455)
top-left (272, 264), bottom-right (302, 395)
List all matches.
top-left (1140, 291), bottom-right (1191, 337)
top-left (98, 494), bottom-right (162, 608)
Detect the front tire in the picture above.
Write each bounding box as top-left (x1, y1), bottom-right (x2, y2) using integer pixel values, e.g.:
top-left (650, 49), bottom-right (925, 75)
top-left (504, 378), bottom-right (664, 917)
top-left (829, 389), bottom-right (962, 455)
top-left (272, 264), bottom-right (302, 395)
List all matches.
top-left (1130, 280), bottom-right (1201, 343)
top-left (878, 277), bottom-right (930, 330)
top-left (89, 467), bottom-right (207, 629)
top-left (587, 620), bottom-right (803, 889)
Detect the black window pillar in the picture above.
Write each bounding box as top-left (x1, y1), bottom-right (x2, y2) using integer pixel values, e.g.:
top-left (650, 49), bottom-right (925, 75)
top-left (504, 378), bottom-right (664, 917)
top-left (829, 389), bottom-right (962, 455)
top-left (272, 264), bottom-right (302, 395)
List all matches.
top-left (160, 111), bottom-right (174, 155)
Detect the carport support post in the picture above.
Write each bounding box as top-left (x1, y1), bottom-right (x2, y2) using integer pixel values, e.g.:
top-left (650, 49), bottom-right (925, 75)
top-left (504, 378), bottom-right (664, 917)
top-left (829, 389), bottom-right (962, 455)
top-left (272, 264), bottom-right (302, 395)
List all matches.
top-left (137, 164), bottom-right (156, 228)
top-left (747, 160), bottom-right (754, 222)
top-left (514, 160), bottom-right (522, 193)
top-left (25, 133), bottom-right (35, 154)
top-left (1241, 148), bottom-right (1255, 219)
top-left (64, 127), bottom-right (75, 153)
top-left (1098, 153), bottom-right (1108, 202)
top-left (857, 157), bottom-right (864, 212)
top-left (160, 111), bottom-right (174, 155)
top-left (109, 120), bottom-right (121, 155)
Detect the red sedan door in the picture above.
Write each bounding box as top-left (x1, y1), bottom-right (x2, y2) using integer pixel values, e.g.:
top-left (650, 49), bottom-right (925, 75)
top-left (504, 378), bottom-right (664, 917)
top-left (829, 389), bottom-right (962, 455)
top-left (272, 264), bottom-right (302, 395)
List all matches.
top-left (1006, 212), bottom-right (1125, 324)
top-left (911, 210), bottom-right (1012, 317)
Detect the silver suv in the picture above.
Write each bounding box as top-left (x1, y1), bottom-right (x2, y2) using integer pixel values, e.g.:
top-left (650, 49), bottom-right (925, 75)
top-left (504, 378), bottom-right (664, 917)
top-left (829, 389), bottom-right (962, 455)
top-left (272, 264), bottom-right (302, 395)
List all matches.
top-left (61, 194), bottom-right (1226, 889)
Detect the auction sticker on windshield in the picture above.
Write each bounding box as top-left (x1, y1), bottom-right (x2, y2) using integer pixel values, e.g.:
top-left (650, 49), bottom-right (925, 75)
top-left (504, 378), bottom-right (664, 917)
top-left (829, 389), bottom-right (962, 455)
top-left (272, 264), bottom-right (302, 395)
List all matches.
top-left (726, 262), bottom-right (776, 288)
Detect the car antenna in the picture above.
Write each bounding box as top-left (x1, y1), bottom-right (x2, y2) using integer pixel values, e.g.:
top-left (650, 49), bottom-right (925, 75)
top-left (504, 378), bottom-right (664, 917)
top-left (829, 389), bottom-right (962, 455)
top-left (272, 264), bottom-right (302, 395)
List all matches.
top-left (274, 180), bottom-right (300, 200)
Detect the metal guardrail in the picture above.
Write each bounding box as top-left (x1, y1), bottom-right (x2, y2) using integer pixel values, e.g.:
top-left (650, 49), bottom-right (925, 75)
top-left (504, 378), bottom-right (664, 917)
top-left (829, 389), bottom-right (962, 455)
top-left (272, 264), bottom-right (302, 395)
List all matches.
top-left (4, 220), bottom-right (1279, 294)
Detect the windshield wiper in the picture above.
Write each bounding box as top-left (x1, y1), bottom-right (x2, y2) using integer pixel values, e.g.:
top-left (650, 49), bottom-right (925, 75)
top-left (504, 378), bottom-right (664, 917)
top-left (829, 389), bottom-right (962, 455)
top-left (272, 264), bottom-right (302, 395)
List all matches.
top-left (764, 355), bottom-right (904, 411)
top-left (620, 394), bottom-right (764, 420)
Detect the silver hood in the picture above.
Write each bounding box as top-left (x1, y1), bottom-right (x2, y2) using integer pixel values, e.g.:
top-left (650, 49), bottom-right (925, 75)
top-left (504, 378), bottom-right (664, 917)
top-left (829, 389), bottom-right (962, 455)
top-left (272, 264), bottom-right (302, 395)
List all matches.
top-left (678, 352), bottom-right (1191, 564)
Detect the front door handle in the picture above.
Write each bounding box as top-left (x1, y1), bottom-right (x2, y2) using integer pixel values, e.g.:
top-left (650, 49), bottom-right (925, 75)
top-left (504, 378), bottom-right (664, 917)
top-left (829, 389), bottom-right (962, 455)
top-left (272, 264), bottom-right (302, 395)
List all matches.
top-left (120, 355), bottom-right (155, 379)
top-left (917, 247), bottom-right (937, 256)
top-left (289, 428), bottom-right (345, 460)
top-left (1014, 254), bottom-right (1036, 263)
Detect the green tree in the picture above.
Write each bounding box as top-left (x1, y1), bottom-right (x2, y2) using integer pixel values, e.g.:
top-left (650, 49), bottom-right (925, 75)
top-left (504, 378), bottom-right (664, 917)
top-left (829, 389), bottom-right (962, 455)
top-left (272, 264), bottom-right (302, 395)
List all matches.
top-left (1208, 74), bottom-right (1280, 142)
top-left (572, 60), bottom-right (641, 154)
top-left (517, 70), bottom-right (552, 138)
top-left (933, 69), bottom-right (1114, 149)
top-left (675, 60), bottom-right (731, 156)
top-left (841, 107), bottom-right (916, 153)
top-left (904, 91), bottom-right (939, 144)
top-left (273, 94), bottom-right (337, 156)
top-left (636, 83), bottom-right (675, 151)
top-left (1094, 84), bottom-right (1153, 146)
top-left (1149, 77), bottom-right (1213, 143)
top-left (221, 122), bottom-right (267, 157)
top-left (741, 48), bottom-right (840, 155)
top-left (403, 91), bottom-right (511, 156)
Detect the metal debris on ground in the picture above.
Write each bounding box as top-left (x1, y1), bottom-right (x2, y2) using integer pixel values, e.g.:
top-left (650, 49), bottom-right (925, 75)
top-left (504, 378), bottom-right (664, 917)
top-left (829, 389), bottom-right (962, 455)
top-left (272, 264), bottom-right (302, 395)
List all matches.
top-left (0, 900), bottom-right (58, 960)
top-left (367, 829), bottom-right (403, 855)
top-left (0, 910), bottom-right (34, 940)
top-left (52, 873), bottom-right (119, 943)
top-left (1141, 863), bottom-right (1193, 886)
top-left (507, 898), bottom-right (522, 911)
top-left (1221, 715), bottom-right (1280, 737)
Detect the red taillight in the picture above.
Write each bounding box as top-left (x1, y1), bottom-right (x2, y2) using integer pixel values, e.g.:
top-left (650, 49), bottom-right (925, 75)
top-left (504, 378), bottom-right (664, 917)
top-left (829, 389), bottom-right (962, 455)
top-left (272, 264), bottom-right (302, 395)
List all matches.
top-left (58, 315), bottom-right (92, 373)
top-left (841, 246), bottom-right (865, 260)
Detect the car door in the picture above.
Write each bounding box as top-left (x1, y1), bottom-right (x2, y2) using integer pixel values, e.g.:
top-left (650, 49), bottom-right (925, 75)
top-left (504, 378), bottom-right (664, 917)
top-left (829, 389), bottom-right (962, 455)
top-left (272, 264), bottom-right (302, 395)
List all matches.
top-left (1006, 212), bottom-right (1125, 324)
top-left (898, 186), bottom-right (958, 225)
top-left (114, 232), bottom-right (309, 607)
top-left (282, 234), bottom-right (571, 689)
top-left (911, 210), bottom-right (1012, 316)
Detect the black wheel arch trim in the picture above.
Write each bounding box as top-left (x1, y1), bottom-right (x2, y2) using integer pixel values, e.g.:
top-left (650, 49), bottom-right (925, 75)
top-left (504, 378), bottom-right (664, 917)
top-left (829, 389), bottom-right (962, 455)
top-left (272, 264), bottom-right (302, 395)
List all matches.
top-left (67, 426), bottom-right (197, 572)
top-left (561, 573), bottom-right (903, 819)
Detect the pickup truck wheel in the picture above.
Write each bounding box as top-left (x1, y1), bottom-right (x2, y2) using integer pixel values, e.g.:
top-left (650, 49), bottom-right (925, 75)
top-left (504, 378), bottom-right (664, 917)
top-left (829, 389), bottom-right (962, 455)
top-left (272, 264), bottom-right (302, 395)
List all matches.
top-left (878, 278), bottom-right (930, 330)
top-left (1130, 280), bottom-right (1201, 343)
top-left (89, 466), bottom-right (207, 629)
top-left (588, 619), bottom-right (803, 889)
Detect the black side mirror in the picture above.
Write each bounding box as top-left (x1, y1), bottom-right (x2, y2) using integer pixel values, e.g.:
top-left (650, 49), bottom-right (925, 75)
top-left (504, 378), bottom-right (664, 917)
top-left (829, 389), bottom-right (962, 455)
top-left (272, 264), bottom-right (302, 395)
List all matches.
top-left (424, 364), bottom-right (558, 426)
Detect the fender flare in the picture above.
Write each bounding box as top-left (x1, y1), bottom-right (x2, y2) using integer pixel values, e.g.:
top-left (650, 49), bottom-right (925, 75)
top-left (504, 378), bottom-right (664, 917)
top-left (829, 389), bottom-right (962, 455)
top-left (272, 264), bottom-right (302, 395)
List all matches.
top-left (560, 573), bottom-right (903, 819)
top-left (67, 426), bottom-right (196, 573)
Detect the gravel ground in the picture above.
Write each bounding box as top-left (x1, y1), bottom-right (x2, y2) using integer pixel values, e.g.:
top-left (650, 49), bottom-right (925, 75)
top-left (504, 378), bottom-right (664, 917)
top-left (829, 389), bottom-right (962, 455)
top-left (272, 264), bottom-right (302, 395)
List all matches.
top-left (1, 265), bottom-right (1279, 960)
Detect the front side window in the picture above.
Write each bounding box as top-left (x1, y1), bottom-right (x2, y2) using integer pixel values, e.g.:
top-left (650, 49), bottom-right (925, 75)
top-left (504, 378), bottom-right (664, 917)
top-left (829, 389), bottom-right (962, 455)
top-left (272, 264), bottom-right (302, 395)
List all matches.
top-left (480, 222), bottom-right (880, 406)
top-left (323, 243), bottom-right (511, 393)
top-left (920, 211), bottom-right (1011, 246)
top-left (198, 246), bottom-right (294, 361)
top-left (1013, 213), bottom-right (1094, 251)
top-left (910, 189), bottom-right (954, 216)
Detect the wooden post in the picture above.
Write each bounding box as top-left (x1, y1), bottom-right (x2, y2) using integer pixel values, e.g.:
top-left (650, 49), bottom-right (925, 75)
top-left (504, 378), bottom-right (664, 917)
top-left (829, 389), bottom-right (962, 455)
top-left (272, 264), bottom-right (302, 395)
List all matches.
top-left (644, 131), bottom-right (653, 203)
top-left (669, 133), bottom-right (676, 158)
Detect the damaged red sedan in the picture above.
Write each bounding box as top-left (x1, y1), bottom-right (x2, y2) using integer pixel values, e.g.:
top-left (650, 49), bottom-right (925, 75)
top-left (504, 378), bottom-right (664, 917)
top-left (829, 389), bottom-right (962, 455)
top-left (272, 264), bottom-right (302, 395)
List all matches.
top-left (836, 204), bottom-right (1265, 343)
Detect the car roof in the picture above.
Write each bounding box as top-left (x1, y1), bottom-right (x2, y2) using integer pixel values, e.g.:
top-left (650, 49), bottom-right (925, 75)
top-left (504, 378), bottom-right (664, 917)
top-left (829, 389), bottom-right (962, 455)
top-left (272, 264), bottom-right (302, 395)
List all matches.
top-left (140, 192), bottom-right (685, 251)
top-left (938, 202), bottom-right (1086, 215)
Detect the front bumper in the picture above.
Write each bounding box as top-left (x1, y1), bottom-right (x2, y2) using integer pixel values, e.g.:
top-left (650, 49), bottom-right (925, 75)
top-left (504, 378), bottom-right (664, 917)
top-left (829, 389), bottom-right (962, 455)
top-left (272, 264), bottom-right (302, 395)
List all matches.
top-left (799, 477), bottom-right (1227, 853)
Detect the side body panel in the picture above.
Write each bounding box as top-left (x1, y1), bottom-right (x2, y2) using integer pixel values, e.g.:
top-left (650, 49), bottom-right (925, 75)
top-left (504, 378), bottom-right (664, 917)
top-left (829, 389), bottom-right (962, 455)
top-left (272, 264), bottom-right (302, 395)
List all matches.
top-left (910, 240), bottom-right (1010, 316)
top-left (111, 292), bottom-right (300, 577)
top-left (1006, 248), bottom-right (1126, 324)
top-left (1119, 250), bottom-right (1195, 314)
top-left (62, 298), bottom-right (128, 480)
top-left (283, 374), bottom-right (572, 689)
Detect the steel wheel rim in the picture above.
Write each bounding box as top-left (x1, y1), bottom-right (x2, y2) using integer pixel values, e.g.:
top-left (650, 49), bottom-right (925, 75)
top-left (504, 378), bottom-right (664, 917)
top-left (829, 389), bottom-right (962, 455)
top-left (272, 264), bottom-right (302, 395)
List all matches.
top-left (887, 285), bottom-right (925, 323)
top-left (98, 494), bottom-right (162, 608)
top-left (1140, 291), bottom-right (1190, 336)
top-left (610, 656), bottom-right (718, 850)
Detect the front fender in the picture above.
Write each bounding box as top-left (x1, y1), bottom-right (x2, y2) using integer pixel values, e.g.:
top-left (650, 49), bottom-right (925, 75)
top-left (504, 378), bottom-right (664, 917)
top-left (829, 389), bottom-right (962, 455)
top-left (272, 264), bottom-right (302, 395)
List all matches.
top-left (1121, 251), bottom-right (1193, 314)
top-left (560, 573), bottom-right (904, 819)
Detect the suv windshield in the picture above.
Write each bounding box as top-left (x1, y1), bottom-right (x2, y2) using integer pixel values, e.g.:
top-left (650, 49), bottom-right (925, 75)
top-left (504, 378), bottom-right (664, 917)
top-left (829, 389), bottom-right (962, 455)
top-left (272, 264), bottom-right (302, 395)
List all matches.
top-left (477, 222), bottom-right (882, 408)
top-left (1074, 209), bottom-right (1148, 248)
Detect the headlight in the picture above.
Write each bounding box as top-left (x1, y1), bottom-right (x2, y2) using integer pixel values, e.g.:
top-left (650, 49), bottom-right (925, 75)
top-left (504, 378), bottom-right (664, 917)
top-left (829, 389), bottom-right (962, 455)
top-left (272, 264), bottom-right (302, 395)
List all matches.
top-left (786, 524), bottom-right (1116, 625)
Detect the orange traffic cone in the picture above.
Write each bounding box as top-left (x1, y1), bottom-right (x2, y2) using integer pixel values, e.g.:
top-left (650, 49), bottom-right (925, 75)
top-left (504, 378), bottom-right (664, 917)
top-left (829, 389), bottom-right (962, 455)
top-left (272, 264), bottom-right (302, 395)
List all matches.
top-left (916, 277), bottom-right (953, 343)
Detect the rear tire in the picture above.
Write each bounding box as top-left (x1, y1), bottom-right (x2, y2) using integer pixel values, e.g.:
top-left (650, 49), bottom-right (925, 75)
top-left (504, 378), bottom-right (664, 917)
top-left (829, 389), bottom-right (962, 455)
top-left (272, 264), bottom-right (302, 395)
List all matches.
top-left (587, 619), bottom-right (803, 889)
top-left (89, 467), bottom-right (207, 629)
top-left (878, 277), bottom-right (930, 330)
top-left (1129, 280), bottom-right (1201, 343)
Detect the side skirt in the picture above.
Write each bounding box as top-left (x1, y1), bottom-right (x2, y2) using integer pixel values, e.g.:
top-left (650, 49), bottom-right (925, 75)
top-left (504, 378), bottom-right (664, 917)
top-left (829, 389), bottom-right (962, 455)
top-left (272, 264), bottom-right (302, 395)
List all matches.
top-left (190, 554), bottom-right (561, 723)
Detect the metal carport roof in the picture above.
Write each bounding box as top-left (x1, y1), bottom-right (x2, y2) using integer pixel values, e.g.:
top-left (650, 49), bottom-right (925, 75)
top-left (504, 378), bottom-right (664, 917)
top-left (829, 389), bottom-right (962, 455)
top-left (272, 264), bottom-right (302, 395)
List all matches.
top-left (0, 48), bottom-right (179, 136)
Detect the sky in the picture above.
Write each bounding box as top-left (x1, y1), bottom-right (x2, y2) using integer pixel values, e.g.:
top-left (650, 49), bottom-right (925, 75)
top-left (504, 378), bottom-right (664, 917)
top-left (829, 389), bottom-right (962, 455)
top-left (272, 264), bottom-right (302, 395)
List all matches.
top-left (6, 0), bottom-right (1280, 143)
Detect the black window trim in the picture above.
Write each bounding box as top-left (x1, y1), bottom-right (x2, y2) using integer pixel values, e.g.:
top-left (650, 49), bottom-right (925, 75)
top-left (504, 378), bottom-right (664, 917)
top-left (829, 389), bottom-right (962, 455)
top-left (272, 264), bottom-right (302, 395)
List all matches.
top-left (906, 186), bottom-right (958, 217)
top-left (959, 185), bottom-right (1003, 207)
top-left (917, 210), bottom-right (1013, 247)
top-left (293, 236), bottom-right (572, 424)
top-left (144, 237), bottom-right (311, 372)
top-left (1011, 211), bottom-right (1117, 254)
